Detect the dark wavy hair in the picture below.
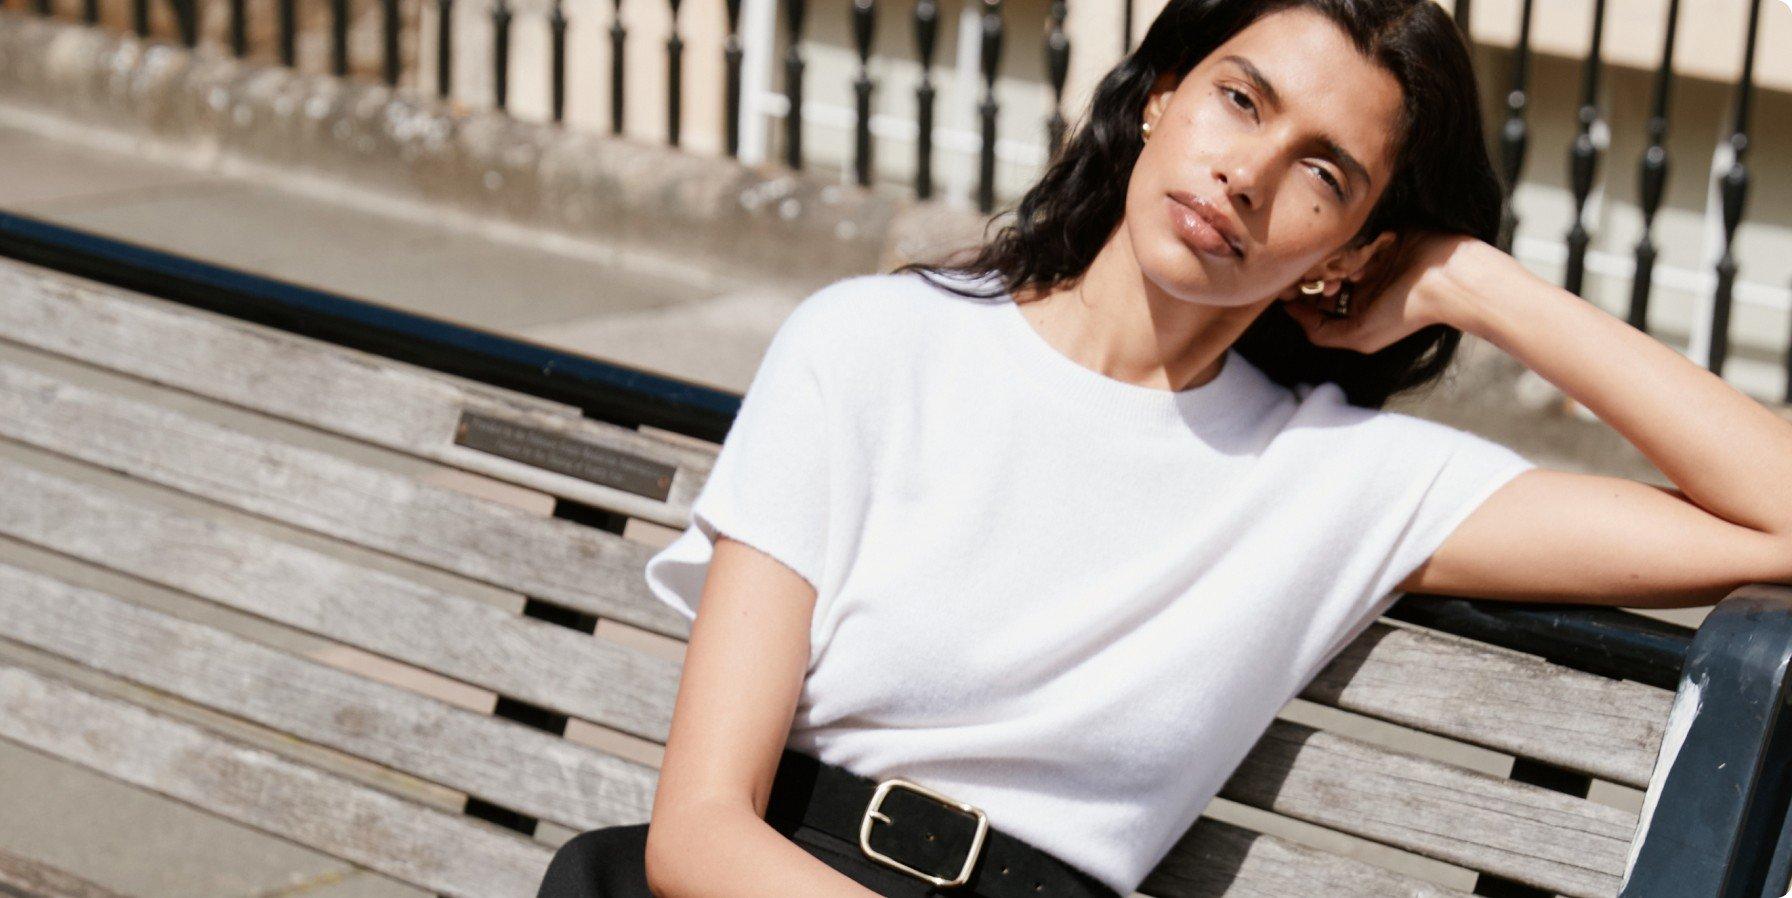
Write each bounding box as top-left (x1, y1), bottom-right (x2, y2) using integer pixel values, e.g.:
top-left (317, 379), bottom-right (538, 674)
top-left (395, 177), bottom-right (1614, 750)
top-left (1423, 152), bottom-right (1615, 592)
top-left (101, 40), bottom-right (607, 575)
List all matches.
top-left (892, 0), bottom-right (1501, 410)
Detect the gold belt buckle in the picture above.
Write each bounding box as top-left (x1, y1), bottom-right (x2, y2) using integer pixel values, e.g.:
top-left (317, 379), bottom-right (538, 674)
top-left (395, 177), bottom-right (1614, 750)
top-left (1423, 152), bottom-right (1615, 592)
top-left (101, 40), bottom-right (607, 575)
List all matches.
top-left (858, 777), bottom-right (990, 888)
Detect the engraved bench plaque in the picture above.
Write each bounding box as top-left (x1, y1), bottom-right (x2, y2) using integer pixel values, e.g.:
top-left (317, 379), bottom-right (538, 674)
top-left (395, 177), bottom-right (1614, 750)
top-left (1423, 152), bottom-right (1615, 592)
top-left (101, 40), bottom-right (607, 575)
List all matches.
top-left (452, 409), bottom-right (675, 501)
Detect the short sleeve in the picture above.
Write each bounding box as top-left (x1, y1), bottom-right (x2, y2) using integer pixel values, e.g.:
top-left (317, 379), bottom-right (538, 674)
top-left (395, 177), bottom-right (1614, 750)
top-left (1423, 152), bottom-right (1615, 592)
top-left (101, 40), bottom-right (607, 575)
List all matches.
top-left (642, 309), bottom-right (833, 620)
top-left (1369, 422), bottom-right (1537, 602)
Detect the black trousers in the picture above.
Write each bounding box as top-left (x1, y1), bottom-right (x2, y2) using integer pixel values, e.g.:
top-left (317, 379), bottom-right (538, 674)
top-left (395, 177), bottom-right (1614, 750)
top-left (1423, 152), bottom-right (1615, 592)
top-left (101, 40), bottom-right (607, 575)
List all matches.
top-left (534, 820), bottom-right (986, 897)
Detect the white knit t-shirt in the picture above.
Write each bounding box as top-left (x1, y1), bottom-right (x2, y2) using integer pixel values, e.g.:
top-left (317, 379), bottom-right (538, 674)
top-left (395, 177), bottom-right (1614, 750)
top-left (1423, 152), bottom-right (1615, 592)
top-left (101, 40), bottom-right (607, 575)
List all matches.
top-left (643, 269), bottom-right (1537, 895)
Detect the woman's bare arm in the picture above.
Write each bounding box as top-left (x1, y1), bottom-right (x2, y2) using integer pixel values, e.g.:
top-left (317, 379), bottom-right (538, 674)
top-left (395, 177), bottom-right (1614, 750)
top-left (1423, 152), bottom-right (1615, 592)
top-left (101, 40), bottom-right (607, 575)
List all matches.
top-left (1285, 233), bottom-right (1792, 605)
top-left (1391, 239), bottom-right (1792, 605)
top-left (643, 535), bottom-right (881, 897)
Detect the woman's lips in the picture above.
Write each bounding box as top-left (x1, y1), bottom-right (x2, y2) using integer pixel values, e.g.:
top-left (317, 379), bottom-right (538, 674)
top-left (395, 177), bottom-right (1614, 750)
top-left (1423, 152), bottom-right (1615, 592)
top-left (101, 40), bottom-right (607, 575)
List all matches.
top-left (1164, 194), bottom-right (1241, 261)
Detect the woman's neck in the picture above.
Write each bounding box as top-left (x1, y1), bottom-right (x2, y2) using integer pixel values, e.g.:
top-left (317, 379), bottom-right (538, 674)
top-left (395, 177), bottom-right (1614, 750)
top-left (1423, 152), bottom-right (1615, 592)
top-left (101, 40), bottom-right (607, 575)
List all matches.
top-left (1013, 229), bottom-right (1268, 393)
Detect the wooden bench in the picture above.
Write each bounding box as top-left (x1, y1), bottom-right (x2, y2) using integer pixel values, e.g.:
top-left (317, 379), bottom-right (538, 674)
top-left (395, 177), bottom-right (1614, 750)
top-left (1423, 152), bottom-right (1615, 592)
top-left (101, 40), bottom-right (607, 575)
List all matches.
top-left (1, 215), bottom-right (1790, 898)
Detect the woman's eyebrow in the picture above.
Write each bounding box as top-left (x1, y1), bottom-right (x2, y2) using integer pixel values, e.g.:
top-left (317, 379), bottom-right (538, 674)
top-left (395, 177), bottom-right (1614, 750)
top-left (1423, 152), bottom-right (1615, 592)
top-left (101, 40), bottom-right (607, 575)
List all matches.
top-left (1219, 53), bottom-right (1373, 195)
top-left (1219, 54), bottom-right (1284, 113)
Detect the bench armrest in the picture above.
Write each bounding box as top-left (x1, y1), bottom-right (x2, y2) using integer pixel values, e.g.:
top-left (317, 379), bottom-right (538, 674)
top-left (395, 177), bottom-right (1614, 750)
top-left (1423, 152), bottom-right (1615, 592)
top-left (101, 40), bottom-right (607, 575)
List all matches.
top-left (1618, 582), bottom-right (1792, 898)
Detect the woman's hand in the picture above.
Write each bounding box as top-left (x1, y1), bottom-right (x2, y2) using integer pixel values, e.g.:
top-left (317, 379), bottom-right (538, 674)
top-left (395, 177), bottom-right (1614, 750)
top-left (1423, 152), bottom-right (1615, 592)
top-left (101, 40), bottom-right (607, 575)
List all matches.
top-left (1280, 230), bottom-right (1499, 353)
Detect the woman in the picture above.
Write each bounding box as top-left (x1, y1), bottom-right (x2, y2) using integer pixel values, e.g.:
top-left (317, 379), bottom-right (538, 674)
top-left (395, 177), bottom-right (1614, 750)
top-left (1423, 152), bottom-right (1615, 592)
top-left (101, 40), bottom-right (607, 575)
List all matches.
top-left (537, 1), bottom-right (1792, 896)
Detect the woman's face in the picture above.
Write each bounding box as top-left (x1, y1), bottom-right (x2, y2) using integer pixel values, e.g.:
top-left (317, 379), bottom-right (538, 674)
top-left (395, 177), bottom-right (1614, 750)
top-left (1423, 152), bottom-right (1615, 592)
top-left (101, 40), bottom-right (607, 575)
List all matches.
top-left (1128, 7), bottom-right (1405, 309)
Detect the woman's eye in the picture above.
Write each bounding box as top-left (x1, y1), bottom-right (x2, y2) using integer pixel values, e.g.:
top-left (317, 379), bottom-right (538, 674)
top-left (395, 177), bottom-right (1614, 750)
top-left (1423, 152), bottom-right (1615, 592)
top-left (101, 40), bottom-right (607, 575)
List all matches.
top-left (1219, 84), bottom-right (1342, 200)
top-left (1222, 86), bottom-right (1256, 118)
top-left (1311, 164), bottom-right (1345, 200)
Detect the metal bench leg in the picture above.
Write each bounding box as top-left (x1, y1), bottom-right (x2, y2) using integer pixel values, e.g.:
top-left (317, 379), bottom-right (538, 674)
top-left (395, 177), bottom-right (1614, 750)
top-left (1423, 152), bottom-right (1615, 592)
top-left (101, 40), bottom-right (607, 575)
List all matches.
top-left (1618, 583), bottom-right (1792, 898)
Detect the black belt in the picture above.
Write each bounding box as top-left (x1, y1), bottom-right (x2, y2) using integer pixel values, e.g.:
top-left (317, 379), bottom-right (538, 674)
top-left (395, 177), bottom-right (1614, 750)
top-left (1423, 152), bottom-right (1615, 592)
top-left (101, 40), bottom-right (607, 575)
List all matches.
top-left (764, 747), bottom-right (1121, 898)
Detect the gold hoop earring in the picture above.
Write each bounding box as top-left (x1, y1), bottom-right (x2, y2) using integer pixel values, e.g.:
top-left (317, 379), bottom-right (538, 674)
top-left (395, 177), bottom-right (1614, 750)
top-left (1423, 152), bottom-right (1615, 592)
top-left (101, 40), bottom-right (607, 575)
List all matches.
top-left (1299, 279), bottom-right (1326, 295)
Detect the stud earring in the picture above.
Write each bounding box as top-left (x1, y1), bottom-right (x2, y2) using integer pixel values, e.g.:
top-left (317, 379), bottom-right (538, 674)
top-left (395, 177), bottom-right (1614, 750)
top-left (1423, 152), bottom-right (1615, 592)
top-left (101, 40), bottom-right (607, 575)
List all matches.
top-left (1141, 120), bottom-right (1153, 140)
top-left (1322, 282), bottom-right (1354, 319)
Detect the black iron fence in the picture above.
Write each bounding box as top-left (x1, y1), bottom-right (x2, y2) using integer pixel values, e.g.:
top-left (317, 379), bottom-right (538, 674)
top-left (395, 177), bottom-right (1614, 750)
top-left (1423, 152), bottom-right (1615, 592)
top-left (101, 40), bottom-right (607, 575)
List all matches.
top-left (4, 0), bottom-right (1788, 401)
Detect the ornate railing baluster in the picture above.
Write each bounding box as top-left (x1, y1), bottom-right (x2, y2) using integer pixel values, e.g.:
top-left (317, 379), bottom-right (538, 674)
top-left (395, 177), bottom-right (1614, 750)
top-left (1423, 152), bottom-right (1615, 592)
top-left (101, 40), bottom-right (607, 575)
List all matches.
top-left (609, 0), bottom-right (625, 134)
top-left (783, 0), bottom-right (807, 170)
top-left (975, 0), bottom-right (1003, 214)
top-left (1044, 0), bottom-right (1068, 160)
top-left (1562, 0), bottom-right (1608, 297)
top-left (666, 0), bottom-right (684, 145)
top-left (550, 0), bottom-right (567, 121)
top-left (723, 0), bottom-right (744, 156)
top-left (493, 0), bottom-right (512, 110)
top-left (332, 0), bottom-right (350, 76)
top-left (175, 0), bottom-right (195, 45)
top-left (1121, 0), bottom-right (1131, 56)
top-left (230, 0), bottom-right (248, 57)
top-left (851, 0), bottom-right (876, 186)
top-left (437, 0), bottom-right (455, 98)
top-left (1710, 0), bottom-right (1762, 379)
top-left (383, 0), bottom-right (402, 84)
top-left (279, 0), bottom-right (296, 66)
top-left (1627, 0), bottom-right (1681, 334)
top-left (1495, 0), bottom-right (1533, 253)
top-left (913, 0), bottom-right (939, 199)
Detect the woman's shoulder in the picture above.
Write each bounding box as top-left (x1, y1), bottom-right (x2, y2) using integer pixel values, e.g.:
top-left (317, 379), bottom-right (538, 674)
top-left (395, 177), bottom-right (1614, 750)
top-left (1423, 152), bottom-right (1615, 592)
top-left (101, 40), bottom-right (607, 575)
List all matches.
top-left (792, 269), bottom-right (995, 318)
top-left (775, 269), bottom-right (999, 364)
top-left (1285, 379), bottom-right (1510, 462)
top-left (786, 271), bottom-right (926, 322)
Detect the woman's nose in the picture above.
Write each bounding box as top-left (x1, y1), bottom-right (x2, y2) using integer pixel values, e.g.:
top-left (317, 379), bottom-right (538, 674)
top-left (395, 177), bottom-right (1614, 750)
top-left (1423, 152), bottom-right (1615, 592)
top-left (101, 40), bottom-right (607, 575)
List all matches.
top-left (1214, 161), bottom-right (1262, 212)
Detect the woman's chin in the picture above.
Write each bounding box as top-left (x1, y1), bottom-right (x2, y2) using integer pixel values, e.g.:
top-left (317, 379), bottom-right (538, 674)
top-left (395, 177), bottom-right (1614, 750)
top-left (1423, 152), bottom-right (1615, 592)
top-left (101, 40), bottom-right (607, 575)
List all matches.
top-left (1142, 241), bottom-right (1227, 292)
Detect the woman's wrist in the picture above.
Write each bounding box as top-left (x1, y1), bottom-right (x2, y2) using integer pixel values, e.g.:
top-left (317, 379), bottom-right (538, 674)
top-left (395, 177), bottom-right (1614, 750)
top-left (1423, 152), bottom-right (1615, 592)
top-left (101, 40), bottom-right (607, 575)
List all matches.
top-left (1423, 238), bottom-right (1539, 341)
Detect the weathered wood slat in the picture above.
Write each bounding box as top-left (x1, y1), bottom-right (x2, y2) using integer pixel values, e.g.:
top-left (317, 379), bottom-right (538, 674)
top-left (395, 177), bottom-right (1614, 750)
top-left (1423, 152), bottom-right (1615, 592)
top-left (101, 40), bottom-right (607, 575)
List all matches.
top-left (0, 663), bottom-right (553, 898)
top-left (1140, 817), bottom-right (1467, 897)
top-left (0, 560), bottom-right (659, 830)
top-left (1301, 621), bottom-right (1671, 789)
top-left (0, 258), bottom-right (578, 417)
top-left (0, 846), bottom-right (136, 898)
top-left (0, 634), bottom-right (466, 813)
top-left (1218, 719), bottom-right (1636, 898)
top-left (0, 460), bottom-right (683, 741)
top-left (0, 259), bottom-right (718, 529)
top-left (0, 359), bottom-right (688, 637)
